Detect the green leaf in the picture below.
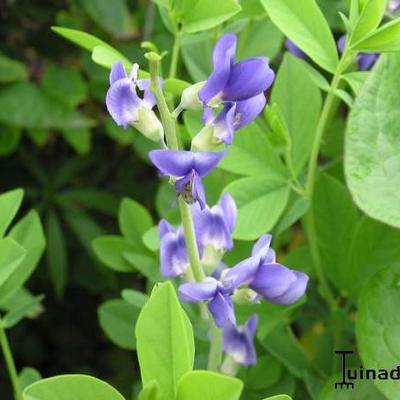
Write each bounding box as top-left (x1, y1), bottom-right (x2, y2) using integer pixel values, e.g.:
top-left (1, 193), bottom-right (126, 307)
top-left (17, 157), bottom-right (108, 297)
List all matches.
top-left (261, 0), bottom-right (338, 72)
top-left (81, 0), bottom-right (137, 36)
top-left (121, 289), bottom-right (149, 308)
top-left (176, 371), bottom-right (243, 400)
top-left (224, 177), bottom-right (290, 241)
top-left (45, 211), bottom-right (67, 297)
top-left (98, 299), bottom-right (139, 350)
top-left (91, 45), bottom-right (132, 71)
top-left (319, 374), bottom-right (385, 399)
top-left (92, 236), bottom-right (138, 272)
top-left (3, 294), bottom-right (44, 328)
top-left (342, 71), bottom-right (369, 94)
top-left (350, 0), bottom-right (388, 44)
top-left (259, 325), bottom-right (318, 381)
top-left (311, 174), bottom-right (359, 294)
top-left (62, 127), bottom-right (91, 154)
top-left (271, 53), bottom-right (322, 174)
top-left (19, 367), bottom-right (42, 392)
top-left (23, 375), bottom-right (125, 400)
top-left (0, 211), bottom-right (46, 302)
top-left (218, 122), bottom-right (288, 179)
top-left (0, 238), bottom-right (26, 288)
top-left (42, 65), bottom-right (87, 108)
top-left (0, 188), bottom-right (23, 238)
top-left (353, 19), bottom-right (400, 52)
top-left (135, 281), bottom-right (194, 400)
top-left (0, 124), bottom-right (22, 156)
top-left (262, 396), bottom-right (293, 400)
top-left (164, 78), bottom-right (191, 97)
top-left (119, 198), bottom-right (153, 247)
top-left (142, 226), bottom-right (160, 252)
top-left (0, 53), bottom-right (27, 83)
top-left (357, 265), bottom-right (400, 398)
top-left (238, 19), bottom-right (284, 61)
top-left (346, 53), bottom-right (400, 227)
top-left (139, 380), bottom-right (161, 400)
top-left (178, 0), bottom-right (241, 33)
top-left (124, 253), bottom-right (163, 282)
top-left (51, 26), bottom-right (115, 52)
top-left (0, 82), bottom-right (94, 129)
top-left (276, 197), bottom-right (309, 235)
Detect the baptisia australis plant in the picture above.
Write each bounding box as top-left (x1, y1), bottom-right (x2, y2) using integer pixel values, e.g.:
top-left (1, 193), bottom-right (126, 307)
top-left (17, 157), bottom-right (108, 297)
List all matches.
top-left (105, 32), bottom-right (308, 374)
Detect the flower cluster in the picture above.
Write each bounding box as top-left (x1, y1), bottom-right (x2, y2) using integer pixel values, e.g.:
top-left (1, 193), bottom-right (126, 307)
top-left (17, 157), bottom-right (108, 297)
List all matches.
top-left (106, 33), bottom-right (308, 370)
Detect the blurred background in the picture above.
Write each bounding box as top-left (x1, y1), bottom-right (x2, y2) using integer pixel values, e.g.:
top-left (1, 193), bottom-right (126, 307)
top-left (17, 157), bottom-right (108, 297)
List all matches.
top-left (0, 0), bottom-right (347, 398)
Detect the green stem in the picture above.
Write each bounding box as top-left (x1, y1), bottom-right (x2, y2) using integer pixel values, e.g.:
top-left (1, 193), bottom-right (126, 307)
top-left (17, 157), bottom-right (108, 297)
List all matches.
top-left (303, 53), bottom-right (352, 311)
top-left (208, 318), bottom-right (223, 371)
top-left (305, 67), bottom-right (343, 198)
top-left (179, 198), bottom-right (206, 282)
top-left (169, 32), bottom-right (181, 79)
top-left (147, 53), bottom-right (179, 150)
top-left (0, 320), bottom-right (22, 400)
top-left (147, 51), bottom-right (223, 372)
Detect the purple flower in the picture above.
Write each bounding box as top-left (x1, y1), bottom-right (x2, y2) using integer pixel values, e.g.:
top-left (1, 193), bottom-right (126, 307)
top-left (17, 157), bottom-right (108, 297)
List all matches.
top-left (337, 35), bottom-right (379, 71)
top-left (225, 234), bottom-right (309, 305)
top-left (158, 220), bottom-right (189, 277)
top-left (285, 39), bottom-right (307, 60)
top-left (106, 62), bottom-right (164, 142)
top-left (222, 315), bottom-right (258, 366)
top-left (193, 193), bottom-right (237, 272)
top-left (199, 33), bottom-right (274, 106)
top-left (197, 94), bottom-right (266, 147)
top-left (149, 150), bottom-right (227, 209)
top-left (179, 277), bottom-right (236, 328)
top-left (389, 0), bottom-right (400, 12)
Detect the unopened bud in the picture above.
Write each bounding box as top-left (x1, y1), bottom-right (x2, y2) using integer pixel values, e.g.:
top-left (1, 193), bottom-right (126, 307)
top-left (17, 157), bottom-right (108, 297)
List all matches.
top-left (133, 107), bottom-right (164, 143)
top-left (232, 287), bottom-right (260, 305)
top-left (191, 125), bottom-right (219, 152)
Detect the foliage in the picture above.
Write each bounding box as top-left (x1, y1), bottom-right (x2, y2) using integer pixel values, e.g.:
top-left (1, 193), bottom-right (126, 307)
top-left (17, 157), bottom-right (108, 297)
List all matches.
top-left (1, 0), bottom-right (400, 399)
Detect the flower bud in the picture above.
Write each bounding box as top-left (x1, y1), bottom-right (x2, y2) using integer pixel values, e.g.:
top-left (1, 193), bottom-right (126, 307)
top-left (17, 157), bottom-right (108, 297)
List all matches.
top-left (133, 107), bottom-right (164, 143)
top-left (231, 287), bottom-right (259, 305)
top-left (179, 82), bottom-right (205, 111)
top-left (191, 125), bottom-right (219, 152)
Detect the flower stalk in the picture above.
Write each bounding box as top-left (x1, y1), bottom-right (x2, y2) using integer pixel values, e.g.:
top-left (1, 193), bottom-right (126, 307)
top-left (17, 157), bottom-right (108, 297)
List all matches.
top-left (0, 319), bottom-right (22, 400)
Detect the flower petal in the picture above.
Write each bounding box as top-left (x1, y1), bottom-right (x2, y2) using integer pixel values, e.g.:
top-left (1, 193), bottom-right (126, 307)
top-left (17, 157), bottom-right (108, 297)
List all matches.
top-left (137, 78), bottom-right (163, 109)
top-left (208, 291), bottom-right (236, 328)
top-left (192, 173), bottom-right (207, 209)
top-left (194, 205), bottom-right (233, 251)
top-left (192, 150), bottom-right (228, 177)
top-left (250, 263), bottom-right (297, 300)
top-left (285, 39), bottom-right (307, 60)
top-left (222, 315), bottom-right (258, 366)
top-left (179, 278), bottom-right (219, 303)
top-left (224, 256), bottom-right (260, 288)
top-left (234, 94), bottom-right (266, 130)
top-left (270, 271), bottom-right (309, 305)
top-left (109, 61), bottom-right (127, 84)
top-left (219, 193), bottom-right (237, 233)
top-left (106, 78), bottom-right (142, 127)
top-left (158, 219), bottom-right (175, 239)
top-left (251, 234), bottom-right (272, 258)
top-left (149, 150), bottom-right (194, 177)
top-left (223, 58), bottom-right (275, 101)
top-left (199, 33), bottom-right (237, 105)
top-left (358, 53), bottom-right (379, 71)
top-left (160, 231), bottom-right (188, 277)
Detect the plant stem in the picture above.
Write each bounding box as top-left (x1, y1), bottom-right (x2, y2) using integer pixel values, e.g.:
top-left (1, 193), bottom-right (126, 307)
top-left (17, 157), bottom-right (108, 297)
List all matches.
top-left (169, 32), bottom-right (181, 79)
top-left (148, 51), bottom-right (223, 372)
top-left (179, 198), bottom-right (206, 282)
top-left (208, 318), bottom-right (223, 371)
top-left (0, 321), bottom-right (22, 400)
top-left (147, 53), bottom-right (179, 150)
